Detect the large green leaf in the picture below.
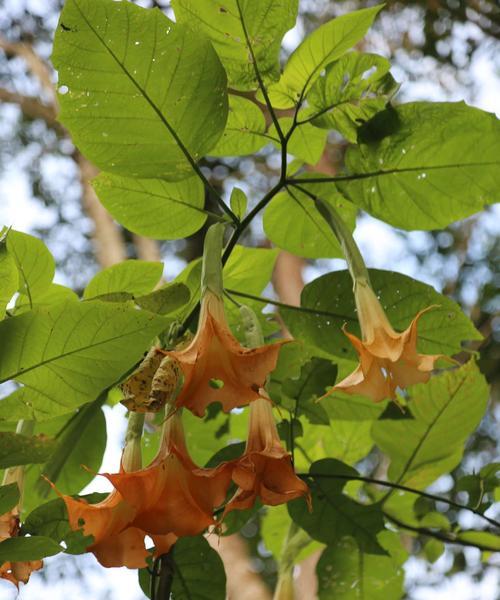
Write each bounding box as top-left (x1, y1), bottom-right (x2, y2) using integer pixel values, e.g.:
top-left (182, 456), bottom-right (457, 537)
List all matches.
top-left (372, 361), bottom-right (489, 489)
top-left (317, 533), bottom-right (405, 600)
top-left (263, 179), bottom-right (357, 259)
top-left (52, 0), bottom-right (228, 180)
top-left (0, 432), bottom-right (56, 469)
top-left (170, 536), bottom-right (226, 600)
top-left (299, 419), bottom-right (374, 468)
top-left (210, 96), bottom-right (269, 157)
top-left (93, 174), bottom-right (207, 239)
top-left (172, 0), bottom-right (298, 91)
top-left (281, 268), bottom-right (482, 361)
top-left (0, 236), bottom-right (18, 318)
top-left (6, 230), bottom-right (55, 302)
top-left (289, 459), bottom-right (387, 554)
top-left (307, 52), bottom-right (399, 143)
top-left (83, 260), bottom-right (163, 299)
top-left (267, 5), bottom-right (383, 108)
top-left (0, 300), bottom-right (167, 421)
top-left (337, 102), bottom-right (500, 229)
top-left (14, 284), bottom-right (79, 315)
top-left (0, 536), bottom-right (62, 563)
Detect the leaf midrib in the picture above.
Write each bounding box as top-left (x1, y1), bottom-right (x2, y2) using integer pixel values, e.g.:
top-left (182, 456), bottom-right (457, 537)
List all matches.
top-left (394, 373), bottom-right (469, 485)
top-left (72, 0), bottom-right (199, 175)
top-left (1, 317), bottom-right (161, 383)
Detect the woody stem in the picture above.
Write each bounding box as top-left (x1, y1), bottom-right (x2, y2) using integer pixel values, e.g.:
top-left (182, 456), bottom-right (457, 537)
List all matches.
top-left (289, 183), bottom-right (370, 285)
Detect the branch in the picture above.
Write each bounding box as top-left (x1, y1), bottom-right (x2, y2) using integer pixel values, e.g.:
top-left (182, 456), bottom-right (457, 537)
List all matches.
top-left (0, 87), bottom-right (63, 134)
top-left (384, 512), bottom-right (500, 553)
top-left (225, 288), bottom-right (355, 322)
top-left (0, 35), bottom-right (56, 101)
top-left (300, 472), bottom-right (500, 530)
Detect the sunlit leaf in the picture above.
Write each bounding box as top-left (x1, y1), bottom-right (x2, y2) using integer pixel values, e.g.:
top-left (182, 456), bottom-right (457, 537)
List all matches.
top-left (268, 5), bottom-right (383, 108)
top-left (84, 260), bottom-right (163, 299)
top-left (230, 187), bottom-right (248, 220)
top-left (6, 230), bottom-right (55, 302)
top-left (268, 117), bottom-right (327, 164)
top-left (372, 361), bottom-right (489, 488)
top-left (337, 102), bottom-right (500, 229)
top-left (172, 0), bottom-right (298, 91)
top-left (93, 174), bottom-right (207, 239)
top-left (210, 96), bottom-right (268, 157)
top-left (263, 179), bottom-right (357, 259)
top-left (14, 284), bottom-right (79, 315)
top-left (52, 0), bottom-right (228, 179)
top-left (0, 300), bottom-right (167, 421)
top-left (307, 52), bottom-right (399, 142)
top-left (0, 237), bottom-right (18, 318)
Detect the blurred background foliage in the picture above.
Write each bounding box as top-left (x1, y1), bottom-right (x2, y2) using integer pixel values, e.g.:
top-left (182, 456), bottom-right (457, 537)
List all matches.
top-left (0, 0), bottom-right (499, 598)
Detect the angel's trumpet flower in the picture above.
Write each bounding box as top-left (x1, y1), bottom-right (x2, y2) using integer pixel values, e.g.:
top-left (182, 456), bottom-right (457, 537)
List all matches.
top-left (225, 307), bottom-right (310, 513)
top-left (311, 193), bottom-right (446, 403)
top-left (225, 392), bottom-right (311, 512)
top-left (61, 413), bottom-right (175, 568)
top-left (326, 281), bottom-right (445, 402)
top-left (165, 224), bottom-right (285, 416)
top-left (106, 409), bottom-right (233, 538)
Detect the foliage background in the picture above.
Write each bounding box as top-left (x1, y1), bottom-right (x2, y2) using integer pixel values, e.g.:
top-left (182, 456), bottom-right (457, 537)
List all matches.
top-left (0, 0), bottom-right (499, 598)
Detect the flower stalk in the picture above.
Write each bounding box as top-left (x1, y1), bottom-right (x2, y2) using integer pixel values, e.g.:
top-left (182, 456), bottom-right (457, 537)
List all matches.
top-left (201, 222), bottom-right (225, 297)
top-left (122, 412), bottom-right (145, 473)
top-left (273, 521), bottom-right (312, 600)
top-left (313, 195), bottom-right (370, 285)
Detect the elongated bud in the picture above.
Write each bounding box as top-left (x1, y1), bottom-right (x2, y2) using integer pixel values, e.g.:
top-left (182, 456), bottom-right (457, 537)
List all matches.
top-left (314, 195), bottom-right (370, 286)
top-left (201, 223), bottom-right (225, 297)
top-left (240, 304), bottom-right (264, 348)
top-left (122, 412), bottom-right (145, 472)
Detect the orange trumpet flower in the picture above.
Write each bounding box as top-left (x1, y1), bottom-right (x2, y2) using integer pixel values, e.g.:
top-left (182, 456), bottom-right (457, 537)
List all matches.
top-left (60, 412), bottom-right (176, 569)
top-left (325, 282), bottom-right (445, 403)
top-left (164, 290), bottom-right (285, 416)
top-left (106, 410), bottom-right (233, 537)
top-left (0, 507), bottom-right (43, 587)
top-left (62, 488), bottom-right (175, 568)
top-left (225, 393), bottom-right (310, 513)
